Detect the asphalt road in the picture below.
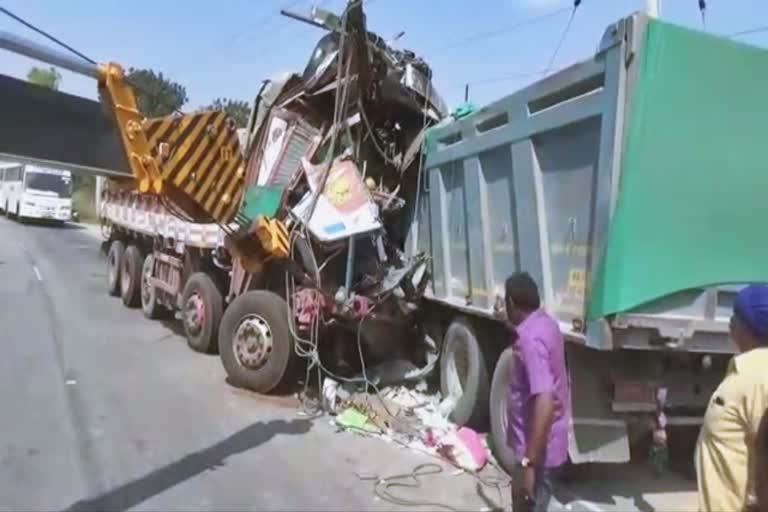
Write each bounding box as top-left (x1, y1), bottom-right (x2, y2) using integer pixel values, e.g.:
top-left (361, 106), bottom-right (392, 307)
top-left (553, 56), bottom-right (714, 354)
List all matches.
top-left (0, 216), bottom-right (698, 512)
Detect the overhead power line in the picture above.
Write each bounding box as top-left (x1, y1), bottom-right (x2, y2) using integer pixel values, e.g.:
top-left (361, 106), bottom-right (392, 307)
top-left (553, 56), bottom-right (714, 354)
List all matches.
top-left (543, 0), bottom-right (581, 74)
top-left (0, 5), bottom-right (187, 116)
top-left (218, 0), bottom-right (306, 50)
top-left (0, 5), bottom-right (96, 64)
top-left (727, 26), bottom-right (768, 38)
top-left (444, 6), bottom-right (571, 49)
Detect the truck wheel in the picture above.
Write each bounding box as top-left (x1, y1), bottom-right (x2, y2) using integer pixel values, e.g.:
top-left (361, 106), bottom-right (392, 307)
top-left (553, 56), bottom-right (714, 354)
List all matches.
top-left (120, 245), bottom-right (143, 307)
top-left (490, 347), bottom-right (518, 474)
top-left (107, 240), bottom-right (125, 296)
top-left (181, 273), bottom-right (223, 354)
top-left (219, 291), bottom-right (299, 394)
top-left (440, 318), bottom-right (490, 427)
top-left (140, 254), bottom-right (166, 319)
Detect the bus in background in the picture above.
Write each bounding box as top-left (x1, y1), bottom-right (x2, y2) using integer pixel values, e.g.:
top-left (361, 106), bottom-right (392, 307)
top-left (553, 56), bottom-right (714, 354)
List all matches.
top-left (0, 162), bottom-right (23, 216)
top-left (1, 164), bottom-right (73, 223)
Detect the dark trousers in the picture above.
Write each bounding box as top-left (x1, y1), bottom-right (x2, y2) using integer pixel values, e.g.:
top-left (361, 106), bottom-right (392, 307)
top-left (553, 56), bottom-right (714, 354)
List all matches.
top-left (511, 466), bottom-right (559, 512)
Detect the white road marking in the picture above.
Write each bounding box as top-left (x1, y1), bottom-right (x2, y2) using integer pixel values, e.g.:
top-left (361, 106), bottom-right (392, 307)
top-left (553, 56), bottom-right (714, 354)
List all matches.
top-left (65, 379), bottom-right (77, 386)
top-left (33, 266), bottom-right (42, 282)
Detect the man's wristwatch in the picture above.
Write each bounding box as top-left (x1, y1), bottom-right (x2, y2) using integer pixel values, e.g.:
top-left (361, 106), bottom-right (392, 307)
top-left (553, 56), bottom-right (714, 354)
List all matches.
top-left (520, 457), bottom-right (535, 468)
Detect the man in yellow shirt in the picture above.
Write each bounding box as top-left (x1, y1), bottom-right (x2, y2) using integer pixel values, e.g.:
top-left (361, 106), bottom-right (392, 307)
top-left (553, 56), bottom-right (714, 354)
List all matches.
top-left (696, 284), bottom-right (768, 512)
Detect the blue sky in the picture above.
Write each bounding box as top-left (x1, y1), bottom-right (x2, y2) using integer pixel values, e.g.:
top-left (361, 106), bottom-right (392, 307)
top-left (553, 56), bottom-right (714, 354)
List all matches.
top-left (1, 0), bottom-right (766, 110)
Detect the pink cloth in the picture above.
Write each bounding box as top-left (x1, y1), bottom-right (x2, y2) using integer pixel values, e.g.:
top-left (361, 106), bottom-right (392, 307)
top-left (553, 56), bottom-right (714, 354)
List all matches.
top-left (507, 310), bottom-right (571, 468)
top-left (456, 427), bottom-right (487, 469)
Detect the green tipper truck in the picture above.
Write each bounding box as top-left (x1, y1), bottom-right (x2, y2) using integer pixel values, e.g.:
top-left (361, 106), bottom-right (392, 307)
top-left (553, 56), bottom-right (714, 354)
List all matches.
top-left (410, 13), bottom-right (768, 470)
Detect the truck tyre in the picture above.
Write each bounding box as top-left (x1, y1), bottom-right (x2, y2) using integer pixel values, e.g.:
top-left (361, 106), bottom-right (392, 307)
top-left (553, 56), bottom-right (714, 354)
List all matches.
top-left (218, 290), bottom-right (299, 394)
top-left (107, 240), bottom-right (125, 296)
top-left (140, 254), bottom-right (166, 319)
top-left (440, 318), bottom-right (490, 427)
top-left (181, 272), bottom-right (223, 354)
top-left (120, 245), bottom-right (142, 307)
top-left (489, 347), bottom-right (518, 474)
top-left (16, 205), bottom-right (25, 224)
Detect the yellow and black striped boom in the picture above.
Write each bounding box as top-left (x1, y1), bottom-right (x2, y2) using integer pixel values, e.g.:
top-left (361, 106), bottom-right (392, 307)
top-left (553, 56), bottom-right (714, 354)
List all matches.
top-left (99, 63), bottom-right (245, 225)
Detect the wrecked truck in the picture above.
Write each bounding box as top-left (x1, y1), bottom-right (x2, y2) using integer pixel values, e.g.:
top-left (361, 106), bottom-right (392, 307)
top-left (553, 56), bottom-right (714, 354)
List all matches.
top-left (0, 1), bottom-right (447, 393)
top-left (3, 1), bottom-right (768, 475)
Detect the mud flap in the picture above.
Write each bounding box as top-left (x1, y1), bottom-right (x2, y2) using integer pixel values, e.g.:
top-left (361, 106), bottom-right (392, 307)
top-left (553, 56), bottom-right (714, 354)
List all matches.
top-left (567, 343), bottom-right (631, 464)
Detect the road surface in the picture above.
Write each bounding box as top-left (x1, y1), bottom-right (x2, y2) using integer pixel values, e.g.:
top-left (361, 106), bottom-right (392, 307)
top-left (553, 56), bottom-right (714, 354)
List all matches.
top-left (0, 216), bottom-right (698, 511)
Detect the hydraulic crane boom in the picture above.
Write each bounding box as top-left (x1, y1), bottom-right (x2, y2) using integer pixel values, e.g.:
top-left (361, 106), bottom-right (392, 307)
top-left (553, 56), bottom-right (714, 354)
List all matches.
top-left (0, 30), bottom-right (245, 225)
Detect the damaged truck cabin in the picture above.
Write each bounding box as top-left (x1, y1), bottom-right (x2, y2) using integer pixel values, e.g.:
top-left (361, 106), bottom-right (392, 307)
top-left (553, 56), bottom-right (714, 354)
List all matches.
top-left (222, 2), bottom-right (447, 392)
top-left (0, 1), bottom-right (445, 394)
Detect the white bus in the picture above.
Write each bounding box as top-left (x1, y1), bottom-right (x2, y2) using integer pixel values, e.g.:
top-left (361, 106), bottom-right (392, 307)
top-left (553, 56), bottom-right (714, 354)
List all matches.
top-left (0, 164), bottom-right (73, 223)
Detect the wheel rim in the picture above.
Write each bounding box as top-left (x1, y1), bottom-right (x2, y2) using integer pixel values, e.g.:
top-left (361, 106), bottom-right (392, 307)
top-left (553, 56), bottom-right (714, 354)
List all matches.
top-left (141, 257), bottom-right (153, 306)
top-left (233, 314), bottom-right (274, 370)
top-left (184, 292), bottom-right (205, 336)
top-left (445, 341), bottom-right (469, 401)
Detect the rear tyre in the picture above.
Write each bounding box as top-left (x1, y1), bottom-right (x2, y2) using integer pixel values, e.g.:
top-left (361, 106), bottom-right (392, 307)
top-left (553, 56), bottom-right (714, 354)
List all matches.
top-left (219, 291), bottom-right (299, 394)
top-left (181, 272), bottom-right (223, 354)
top-left (489, 347), bottom-right (518, 474)
top-left (107, 240), bottom-right (125, 296)
top-left (440, 318), bottom-right (490, 427)
top-left (120, 245), bottom-right (142, 307)
top-left (16, 205), bottom-right (25, 224)
top-left (140, 254), bottom-right (166, 319)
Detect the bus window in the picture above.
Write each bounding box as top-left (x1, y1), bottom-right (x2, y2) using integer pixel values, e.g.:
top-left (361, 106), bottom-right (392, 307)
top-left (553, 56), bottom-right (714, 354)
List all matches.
top-left (24, 171), bottom-right (72, 198)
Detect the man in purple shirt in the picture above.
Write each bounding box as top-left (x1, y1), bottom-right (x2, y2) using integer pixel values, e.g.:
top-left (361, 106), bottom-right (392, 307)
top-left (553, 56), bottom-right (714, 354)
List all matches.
top-left (496, 272), bottom-right (571, 512)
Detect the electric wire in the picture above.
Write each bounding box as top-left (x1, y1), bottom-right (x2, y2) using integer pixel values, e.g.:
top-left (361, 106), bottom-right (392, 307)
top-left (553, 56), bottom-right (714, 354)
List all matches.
top-left (0, 5), bottom-right (97, 64)
top-left (219, 0), bottom-right (305, 49)
top-left (728, 26), bottom-right (768, 38)
top-left (544, 1), bottom-right (581, 75)
top-left (0, 5), bottom-right (186, 116)
top-left (443, 6), bottom-right (571, 50)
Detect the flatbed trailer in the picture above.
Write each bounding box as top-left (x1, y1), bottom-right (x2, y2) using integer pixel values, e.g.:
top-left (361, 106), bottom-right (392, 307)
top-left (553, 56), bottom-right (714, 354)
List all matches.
top-left (100, 186), bottom-right (232, 353)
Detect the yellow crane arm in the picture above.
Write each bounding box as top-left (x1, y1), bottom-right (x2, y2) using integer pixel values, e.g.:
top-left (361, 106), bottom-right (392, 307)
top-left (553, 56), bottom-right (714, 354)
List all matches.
top-left (98, 62), bottom-right (246, 225)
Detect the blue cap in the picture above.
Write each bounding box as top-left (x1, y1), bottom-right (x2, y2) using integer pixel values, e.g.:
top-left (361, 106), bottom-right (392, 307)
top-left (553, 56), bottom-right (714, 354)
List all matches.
top-left (734, 284), bottom-right (768, 339)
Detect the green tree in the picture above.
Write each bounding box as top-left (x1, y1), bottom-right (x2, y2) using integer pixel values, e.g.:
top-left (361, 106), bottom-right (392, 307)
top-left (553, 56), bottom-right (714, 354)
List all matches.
top-left (27, 66), bottom-right (61, 90)
top-left (201, 97), bottom-right (250, 128)
top-left (126, 68), bottom-right (188, 117)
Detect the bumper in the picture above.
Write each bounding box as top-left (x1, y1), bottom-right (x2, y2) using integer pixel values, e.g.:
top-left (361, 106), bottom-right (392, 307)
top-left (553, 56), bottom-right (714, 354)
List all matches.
top-left (18, 204), bottom-right (70, 221)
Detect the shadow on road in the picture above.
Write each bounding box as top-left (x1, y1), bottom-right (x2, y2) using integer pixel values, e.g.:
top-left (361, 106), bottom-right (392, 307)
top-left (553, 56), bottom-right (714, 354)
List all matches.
top-left (63, 418), bottom-right (313, 512)
top-left (555, 462), bottom-right (696, 512)
top-left (22, 219), bottom-right (86, 230)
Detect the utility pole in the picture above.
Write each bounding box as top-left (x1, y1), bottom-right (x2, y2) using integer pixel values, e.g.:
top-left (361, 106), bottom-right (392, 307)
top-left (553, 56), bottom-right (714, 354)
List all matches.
top-left (95, 176), bottom-right (103, 219)
top-left (645, 0), bottom-right (661, 18)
